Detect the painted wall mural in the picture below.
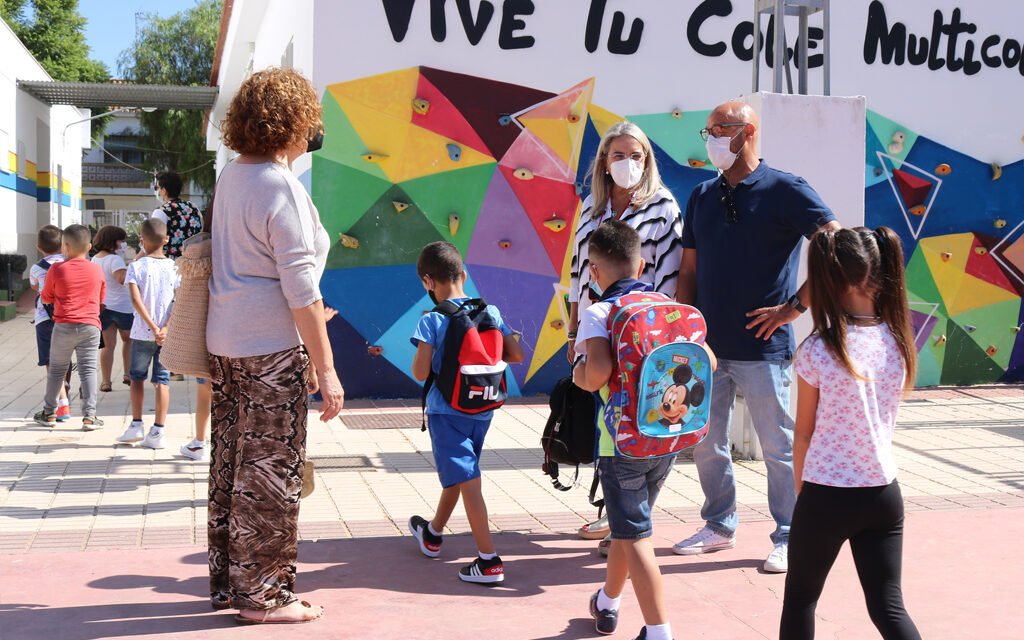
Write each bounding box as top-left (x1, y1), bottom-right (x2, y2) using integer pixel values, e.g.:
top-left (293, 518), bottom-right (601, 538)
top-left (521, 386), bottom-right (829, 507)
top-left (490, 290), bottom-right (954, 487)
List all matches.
top-left (312, 67), bottom-right (1023, 397)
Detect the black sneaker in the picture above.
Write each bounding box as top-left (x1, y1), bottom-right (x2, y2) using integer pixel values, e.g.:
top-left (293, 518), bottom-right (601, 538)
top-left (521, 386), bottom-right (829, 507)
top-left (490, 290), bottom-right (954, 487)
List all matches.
top-left (33, 409), bottom-right (56, 428)
top-left (408, 515), bottom-right (442, 558)
top-left (458, 556), bottom-right (504, 584)
top-left (589, 590), bottom-right (619, 635)
top-left (633, 628), bottom-right (674, 640)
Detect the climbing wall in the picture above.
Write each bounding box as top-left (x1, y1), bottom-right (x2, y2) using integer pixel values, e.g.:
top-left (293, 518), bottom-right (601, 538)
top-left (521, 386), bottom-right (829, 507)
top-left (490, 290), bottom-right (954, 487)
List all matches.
top-left (864, 111), bottom-right (1024, 385)
top-left (312, 68), bottom-right (1024, 396)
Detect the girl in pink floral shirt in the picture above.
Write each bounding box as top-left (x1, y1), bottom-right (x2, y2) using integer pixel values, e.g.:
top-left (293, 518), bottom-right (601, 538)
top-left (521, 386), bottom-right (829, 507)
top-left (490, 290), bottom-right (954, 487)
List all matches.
top-left (781, 226), bottom-right (921, 640)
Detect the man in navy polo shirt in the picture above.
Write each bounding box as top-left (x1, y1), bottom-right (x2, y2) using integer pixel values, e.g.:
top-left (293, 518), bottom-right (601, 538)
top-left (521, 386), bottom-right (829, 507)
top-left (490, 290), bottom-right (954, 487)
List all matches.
top-left (674, 100), bottom-right (840, 574)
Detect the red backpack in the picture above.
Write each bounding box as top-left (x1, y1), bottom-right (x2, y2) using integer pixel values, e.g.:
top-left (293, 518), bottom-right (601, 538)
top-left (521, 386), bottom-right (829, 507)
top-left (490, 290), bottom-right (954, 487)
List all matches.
top-left (602, 291), bottom-right (713, 458)
top-left (421, 298), bottom-right (507, 429)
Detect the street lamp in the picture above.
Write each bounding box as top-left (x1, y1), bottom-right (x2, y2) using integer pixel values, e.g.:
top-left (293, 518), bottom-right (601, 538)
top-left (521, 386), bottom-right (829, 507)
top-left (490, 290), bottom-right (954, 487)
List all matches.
top-left (58, 106), bottom-right (158, 224)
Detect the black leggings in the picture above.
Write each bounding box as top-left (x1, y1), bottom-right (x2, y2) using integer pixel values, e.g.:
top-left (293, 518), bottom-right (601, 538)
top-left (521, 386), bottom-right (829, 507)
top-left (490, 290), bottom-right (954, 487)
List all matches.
top-left (780, 481), bottom-right (921, 640)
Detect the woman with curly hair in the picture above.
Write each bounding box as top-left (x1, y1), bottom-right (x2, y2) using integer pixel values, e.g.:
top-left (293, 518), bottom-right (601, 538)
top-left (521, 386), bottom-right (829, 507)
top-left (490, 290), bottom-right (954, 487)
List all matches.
top-left (207, 67), bottom-right (343, 625)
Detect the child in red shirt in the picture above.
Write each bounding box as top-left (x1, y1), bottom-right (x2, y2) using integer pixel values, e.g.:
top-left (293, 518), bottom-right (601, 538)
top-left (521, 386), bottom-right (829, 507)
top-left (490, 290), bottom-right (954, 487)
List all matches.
top-left (34, 224), bottom-right (106, 430)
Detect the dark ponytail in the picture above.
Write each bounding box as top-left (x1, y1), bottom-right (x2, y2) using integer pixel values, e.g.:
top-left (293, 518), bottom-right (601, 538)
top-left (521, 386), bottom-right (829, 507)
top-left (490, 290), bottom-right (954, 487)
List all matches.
top-left (804, 226), bottom-right (916, 389)
top-left (873, 226), bottom-right (917, 388)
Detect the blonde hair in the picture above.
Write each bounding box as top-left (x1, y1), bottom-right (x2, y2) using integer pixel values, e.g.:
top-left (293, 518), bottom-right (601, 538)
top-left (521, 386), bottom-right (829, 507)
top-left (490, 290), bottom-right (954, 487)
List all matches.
top-left (587, 122), bottom-right (665, 218)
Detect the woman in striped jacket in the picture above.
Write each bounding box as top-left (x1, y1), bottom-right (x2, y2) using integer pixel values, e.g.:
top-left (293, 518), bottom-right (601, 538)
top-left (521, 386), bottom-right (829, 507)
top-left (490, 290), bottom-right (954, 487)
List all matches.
top-left (568, 121), bottom-right (684, 358)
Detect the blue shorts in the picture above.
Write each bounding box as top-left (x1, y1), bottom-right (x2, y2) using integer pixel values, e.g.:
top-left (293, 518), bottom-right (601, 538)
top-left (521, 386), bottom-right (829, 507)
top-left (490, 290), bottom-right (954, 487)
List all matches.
top-left (598, 455), bottom-right (676, 540)
top-left (129, 340), bottom-right (170, 385)
top-left (427, 413), bottom-right (490, 489)
top-left (35, 320), bottom-right (54, 366)
top-left (100, 308), bottom-right (134, 332)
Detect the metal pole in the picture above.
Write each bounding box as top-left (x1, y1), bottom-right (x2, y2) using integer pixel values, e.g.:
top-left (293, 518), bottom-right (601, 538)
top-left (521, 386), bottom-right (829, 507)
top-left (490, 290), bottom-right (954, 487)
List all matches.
top-left (56, 163), bottom-right (63, 226)
top-left (752, 4), bottom-right (761, 92)
top-left (798, 6), bottom-right (808, 94)
top-left (773, 0), bottom-right (785, 92)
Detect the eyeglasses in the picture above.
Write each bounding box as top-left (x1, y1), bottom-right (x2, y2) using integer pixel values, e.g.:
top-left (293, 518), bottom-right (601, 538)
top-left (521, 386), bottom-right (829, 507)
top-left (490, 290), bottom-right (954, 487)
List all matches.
top-left (719, 180), bottom-right (739, 224)
top-left (608, 151), bottom-right (646, 163)
top-left (699, 123), bottom-right (747, 141)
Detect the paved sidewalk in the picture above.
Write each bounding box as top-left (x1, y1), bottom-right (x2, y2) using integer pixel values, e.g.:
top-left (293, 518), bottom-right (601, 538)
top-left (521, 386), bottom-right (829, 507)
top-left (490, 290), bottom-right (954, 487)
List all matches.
top-left (1, 308), bottom-right (1023, 638)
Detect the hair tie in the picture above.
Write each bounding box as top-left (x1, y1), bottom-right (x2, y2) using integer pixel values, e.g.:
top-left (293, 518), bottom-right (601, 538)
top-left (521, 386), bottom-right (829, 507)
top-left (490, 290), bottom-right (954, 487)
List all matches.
top-left (873, 228), bottom-right (887, 251)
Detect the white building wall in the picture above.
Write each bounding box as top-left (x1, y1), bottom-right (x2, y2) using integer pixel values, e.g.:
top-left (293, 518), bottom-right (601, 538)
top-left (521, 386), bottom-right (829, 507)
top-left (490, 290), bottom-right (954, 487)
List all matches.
top-left (1, 19), bottom-right (86, 280)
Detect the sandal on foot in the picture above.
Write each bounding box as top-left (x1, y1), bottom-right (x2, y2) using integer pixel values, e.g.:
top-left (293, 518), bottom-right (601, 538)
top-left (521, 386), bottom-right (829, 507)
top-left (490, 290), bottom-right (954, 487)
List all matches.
top-left (234, 601), bottom-right (323, 625)
top-left (99, 382), bottom-right (112, 393)
top-left (210, 594), bottom-right (232, 610)
top-left (122, 376), bottom-right (130, 386)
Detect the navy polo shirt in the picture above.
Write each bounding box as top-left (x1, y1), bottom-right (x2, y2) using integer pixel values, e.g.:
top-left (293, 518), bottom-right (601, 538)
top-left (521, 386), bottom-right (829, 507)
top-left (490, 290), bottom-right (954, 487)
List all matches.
top-left (681, 161), bottom-right (835, 361)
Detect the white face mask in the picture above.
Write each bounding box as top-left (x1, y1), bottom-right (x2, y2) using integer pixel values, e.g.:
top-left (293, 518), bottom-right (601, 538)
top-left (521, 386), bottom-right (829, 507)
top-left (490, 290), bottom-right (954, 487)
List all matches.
top-left (154, 189), bottom-right (163, 203)
top-left (706, 131), bottom-right (744, 171)
top-left (115, 242), bottom-right (127, 257)
top-left (608, 158), bottom-right (644, 190)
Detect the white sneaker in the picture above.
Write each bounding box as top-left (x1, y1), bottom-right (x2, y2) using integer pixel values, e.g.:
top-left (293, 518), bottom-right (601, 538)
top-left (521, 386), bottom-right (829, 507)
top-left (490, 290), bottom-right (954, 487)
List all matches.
top-left (179, 441), bottom-right (208, 461)
top-left (763, 542), bottom-right (788, 573)
top-left (116, 421), bottom-right (145, 443)
top-left (672, 525), bottom-right (737, 556)
top-left (140, 428), bottom-right (166, 450)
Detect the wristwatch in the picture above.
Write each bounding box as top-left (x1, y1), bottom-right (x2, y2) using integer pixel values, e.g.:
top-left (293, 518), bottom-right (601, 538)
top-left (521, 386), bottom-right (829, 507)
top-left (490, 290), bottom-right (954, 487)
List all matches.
top-left (787, 294), bottom-right (807, 314)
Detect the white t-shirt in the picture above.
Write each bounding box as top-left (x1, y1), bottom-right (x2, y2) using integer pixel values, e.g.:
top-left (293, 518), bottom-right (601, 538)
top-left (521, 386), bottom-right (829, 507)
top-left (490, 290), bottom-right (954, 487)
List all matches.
top-left (28, 254), bottom-right (64, 325)
top-left (794, 323), bottom-right (906, 488)
top-left (91, 253), bottom-right (133, 314)
top-left (150, 208), bottom-right (168, 224)
top-left (124, 256), bottom-right (179, 342)
top-left (575, 300), bottom-right (613, 357)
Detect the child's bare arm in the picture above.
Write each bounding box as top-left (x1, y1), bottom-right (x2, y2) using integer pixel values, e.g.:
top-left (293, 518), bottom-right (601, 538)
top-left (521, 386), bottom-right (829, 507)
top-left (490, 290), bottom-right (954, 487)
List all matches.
top-left (793, 375), bottom-right (819, 495)
top-left (572, 337), bottom-right (613, 392)
top-left (128, 283), bottom-right (159, 336)
top-left (411, 342), bottom-right (434, 382)
top-left (502, 333), bottom-right (525, 363)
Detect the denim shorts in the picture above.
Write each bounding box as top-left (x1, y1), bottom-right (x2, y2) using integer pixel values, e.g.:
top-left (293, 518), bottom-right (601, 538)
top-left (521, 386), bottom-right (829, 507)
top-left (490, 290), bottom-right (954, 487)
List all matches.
top-left (598, 454), bottom-right (676, 540)
top-left (100, 308), bottom-right (134, 332)
top-left (427, 413), bottom-right (489, 489)
top-left (35, 320), bottom-right (54, 366)
top-left (129, 340), bottom-right (169, 385)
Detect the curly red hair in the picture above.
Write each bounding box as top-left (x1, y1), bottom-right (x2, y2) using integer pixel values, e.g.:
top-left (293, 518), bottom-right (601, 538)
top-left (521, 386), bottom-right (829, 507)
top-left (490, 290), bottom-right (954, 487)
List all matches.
top-left (221, 68), bottom-right (322, 156)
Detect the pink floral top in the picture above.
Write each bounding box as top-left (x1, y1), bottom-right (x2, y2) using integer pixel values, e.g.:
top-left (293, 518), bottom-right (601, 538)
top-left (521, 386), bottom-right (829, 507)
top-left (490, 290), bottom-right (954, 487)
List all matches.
top-left (794, 323), bottom-right (906, 487)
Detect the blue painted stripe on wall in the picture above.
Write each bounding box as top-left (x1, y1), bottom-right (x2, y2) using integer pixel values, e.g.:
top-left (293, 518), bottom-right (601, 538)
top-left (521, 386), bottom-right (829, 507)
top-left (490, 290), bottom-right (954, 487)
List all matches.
top-left (0, 171), bottom-right (38, 197)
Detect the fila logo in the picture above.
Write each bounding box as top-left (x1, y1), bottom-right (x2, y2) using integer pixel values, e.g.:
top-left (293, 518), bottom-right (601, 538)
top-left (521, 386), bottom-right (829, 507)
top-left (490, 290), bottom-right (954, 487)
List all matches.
top-left (468, 385), bottom-right (501, 400)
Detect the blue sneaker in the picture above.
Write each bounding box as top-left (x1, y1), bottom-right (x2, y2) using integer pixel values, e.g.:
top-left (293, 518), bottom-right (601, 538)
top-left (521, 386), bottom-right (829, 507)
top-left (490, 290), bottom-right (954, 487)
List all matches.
top-left (589, 590), bottom-right (618, 635)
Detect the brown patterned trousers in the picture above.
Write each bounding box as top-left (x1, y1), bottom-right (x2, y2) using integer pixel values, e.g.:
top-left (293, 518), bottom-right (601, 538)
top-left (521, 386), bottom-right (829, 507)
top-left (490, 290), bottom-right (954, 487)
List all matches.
top-left (207, 346), bottom-right (309, 610)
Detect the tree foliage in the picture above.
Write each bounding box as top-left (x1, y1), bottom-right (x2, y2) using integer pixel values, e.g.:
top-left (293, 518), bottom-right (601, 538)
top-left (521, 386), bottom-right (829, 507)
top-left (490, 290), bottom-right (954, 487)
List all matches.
top-left (118, 0), bottom-right (221, 194)
top-left (1, 0), bottom-right (111, 138)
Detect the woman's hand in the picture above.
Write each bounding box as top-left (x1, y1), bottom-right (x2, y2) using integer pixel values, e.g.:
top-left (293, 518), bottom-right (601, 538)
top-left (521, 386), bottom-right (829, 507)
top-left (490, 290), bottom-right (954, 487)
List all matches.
top-left (316, 368), bottom-right (345, 422)
top-left (323, 306), bottom-right (338, 323)
top-left (307, 363), bottom-right (320, 395)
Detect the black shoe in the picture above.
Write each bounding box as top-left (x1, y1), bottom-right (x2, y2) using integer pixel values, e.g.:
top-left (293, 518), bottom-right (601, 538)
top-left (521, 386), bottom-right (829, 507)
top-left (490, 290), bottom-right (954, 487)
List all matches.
top-left (408, 515), bottom-right (443, 558)
top-left (633, 628), bottom-right (674, 640)
top-left (589, 590), bottom-right (618, 635)
top-left (458, 555), bottom-right (504, 584)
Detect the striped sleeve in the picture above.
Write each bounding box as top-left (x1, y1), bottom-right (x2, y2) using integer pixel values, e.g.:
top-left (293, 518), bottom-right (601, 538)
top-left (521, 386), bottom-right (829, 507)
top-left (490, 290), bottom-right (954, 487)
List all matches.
top-left (570, 198), bottom-right (596, 303)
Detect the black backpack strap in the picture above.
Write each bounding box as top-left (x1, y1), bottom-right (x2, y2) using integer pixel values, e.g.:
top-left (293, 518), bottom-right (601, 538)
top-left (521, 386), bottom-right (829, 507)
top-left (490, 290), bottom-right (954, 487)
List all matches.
top-left (37, 259), bottom-right (51, 271)
top-left (588, 468), bottom-right (605, 518)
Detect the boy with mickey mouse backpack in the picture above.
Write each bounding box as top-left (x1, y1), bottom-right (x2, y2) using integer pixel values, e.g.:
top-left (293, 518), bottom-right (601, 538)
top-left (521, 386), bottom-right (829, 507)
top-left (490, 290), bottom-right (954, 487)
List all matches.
top-left (573, 220), bottom-right (716, 640)
top-left (408, 241), bottom-right (525, 584)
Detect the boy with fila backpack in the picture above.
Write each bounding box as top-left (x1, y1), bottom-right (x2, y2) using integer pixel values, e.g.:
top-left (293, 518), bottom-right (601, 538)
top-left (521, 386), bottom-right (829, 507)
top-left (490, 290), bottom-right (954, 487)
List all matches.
top-left (573, 220), bottom-right (716, 640)
top-left (408, 241), bottom-right (524, 584)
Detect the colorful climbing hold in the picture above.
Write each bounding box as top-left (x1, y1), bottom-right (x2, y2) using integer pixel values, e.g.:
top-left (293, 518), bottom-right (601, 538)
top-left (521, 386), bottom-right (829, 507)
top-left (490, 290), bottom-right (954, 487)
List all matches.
top-left (567, 113), bottom-right (580, 123)
top-left (393, 201), bottom-right (410, 213)
top-left (498, 115), bottom-right (513, 126)
top-left (941, 252), bottom-right (952, 262)
top-left (965, 324), bottom-right (977, 332)
top-left (367, 345), bottom-right (384, 357)
top-left (873, 166), bottom-right (884, 177)
top-left (1013, 325), bottom-right (1022, 334)
top-left (986, 345), bottom-right (998, 357)
top-left (543, 218), bottom-right (567, 232)
top-left (688, 159), bottom-right (707, 168)
top-left (549, 319), bottom-right (565, 330)
top-left (909, 205), bottom-right (926, 216)
top-left (498, 240), bottom-right (512, 249)
top-left (935, 163), bottom-right (952, 175)
top-left (513, 168), bottom-right (534, 181)
top-left (887, 131), bottom-right (906, 155)
top-left (339, 233), bottom-right (360, 249)
top-left (991, 162), bottom-right (1003, 181)
top-left (995, 219), bottom-right (1008, 229)
top-left (446, 143), bottom-right (462, 162)
top-left (412, 98), bottom-right (430, 115)
top-left (574, 181), bottom-right (584, 195)
top-left (671, 109), bottom-right (683, 119)
top-left (448, 214), bottom-right (460, 236)
top-left (935, 334), bottom-right (947, 346)
top-left (975, 247), bottom-right (988, 256)
top-left (362, 153), bottom-right (387, 163)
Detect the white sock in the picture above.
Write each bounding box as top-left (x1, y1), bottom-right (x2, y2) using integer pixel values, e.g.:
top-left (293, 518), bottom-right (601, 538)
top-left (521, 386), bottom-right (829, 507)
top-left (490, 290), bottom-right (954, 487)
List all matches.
top-left (151, 425), bottom-right (164, 434)
top-left (644, 623), bottom-right (673, 640)
top-left (57, 398), bottom-right (69, 407)
top-left (478, 550), bottom-right (497, 560)
top-left (597, 587), bottom-right (621, 612)
top-left (427, 522), bottom-right (442, 537)
top-left (189, 438), bottom-right (205, 448)
top-left (131, 419), bottom-right (144, 427)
